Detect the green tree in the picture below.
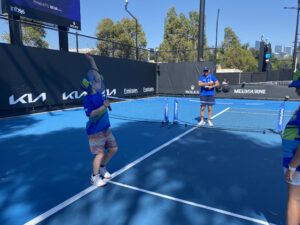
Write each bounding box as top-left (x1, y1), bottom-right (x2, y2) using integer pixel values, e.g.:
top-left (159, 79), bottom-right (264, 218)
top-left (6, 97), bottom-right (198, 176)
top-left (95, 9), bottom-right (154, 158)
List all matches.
top-left (96, 18), bottom-right (147, 60)
top-left (271, 55), bottom-right (292, 70)
top-left (95, 18), bottom-right (115, 56)
top-left (157, 7), bottom-right (211, 63)
top-left (1, 20), bottom-right (48, 48)
top-left (219, 27), bottom-right (257, 72)
top-left (222, 27), bottom-right (241, 50)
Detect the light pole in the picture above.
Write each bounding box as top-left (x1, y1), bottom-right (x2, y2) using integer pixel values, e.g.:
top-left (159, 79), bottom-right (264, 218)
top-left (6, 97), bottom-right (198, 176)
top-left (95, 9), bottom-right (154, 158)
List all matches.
top-left (214, 8), bottom-right (220, 71)
top-left (284, 0), bottom-right (300, 70)
top-left (125, 0), bottom-right (139, 60)
top-left (197, 0), bottom-right (205, 62)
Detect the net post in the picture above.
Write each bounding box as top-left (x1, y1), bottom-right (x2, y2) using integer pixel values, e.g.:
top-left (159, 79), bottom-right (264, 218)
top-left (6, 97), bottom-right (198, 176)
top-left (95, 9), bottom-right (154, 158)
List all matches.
top-left (173, 98), bottom-right (179, 124)
top-left (164, 98), bottom-right (169, 123)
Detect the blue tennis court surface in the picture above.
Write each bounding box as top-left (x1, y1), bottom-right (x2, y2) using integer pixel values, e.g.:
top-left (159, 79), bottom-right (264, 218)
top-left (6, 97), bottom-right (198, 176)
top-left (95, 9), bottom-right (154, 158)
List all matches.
top-left (0, 97), bottom-right (299, 225)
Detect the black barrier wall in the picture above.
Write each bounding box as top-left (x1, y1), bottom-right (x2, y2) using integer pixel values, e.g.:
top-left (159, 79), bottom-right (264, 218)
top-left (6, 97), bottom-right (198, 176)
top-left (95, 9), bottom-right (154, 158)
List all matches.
top-left (0, 44), bottom-right (156, 117)
top-left (157, 62), bottom-right (296, 100)
top-left (157, 62), bottom-right (215, 95)
top-left (215, 84), bottom-right (299, 100)
top-left (216, 70), bottom-right (293, 85)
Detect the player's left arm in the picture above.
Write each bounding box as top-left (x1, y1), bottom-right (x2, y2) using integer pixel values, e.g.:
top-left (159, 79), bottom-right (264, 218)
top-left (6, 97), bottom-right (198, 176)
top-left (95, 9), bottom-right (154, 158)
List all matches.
top-left (290, 145), bottom-right (300, 169)
top-left (286, 144), bottom-right (300, 182)
top-left (212, 75), bottom-right (220, 88)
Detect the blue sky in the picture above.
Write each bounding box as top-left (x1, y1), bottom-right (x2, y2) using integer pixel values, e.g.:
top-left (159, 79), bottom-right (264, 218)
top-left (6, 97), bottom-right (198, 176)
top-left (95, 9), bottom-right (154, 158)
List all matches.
top-left (0, 0), bottom-right (298, 49)
top-left (78, 0), bottom-right (297, 49)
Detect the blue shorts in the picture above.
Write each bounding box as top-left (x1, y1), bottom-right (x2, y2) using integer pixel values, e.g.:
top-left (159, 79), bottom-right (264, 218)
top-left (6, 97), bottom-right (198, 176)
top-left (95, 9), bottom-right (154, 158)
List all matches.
top-left (200, 95), bottom-right (215, 106)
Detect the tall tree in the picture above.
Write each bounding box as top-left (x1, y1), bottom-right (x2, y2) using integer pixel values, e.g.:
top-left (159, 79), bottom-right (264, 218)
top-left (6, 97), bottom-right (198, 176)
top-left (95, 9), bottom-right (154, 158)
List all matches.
top-left (157, 7), bottom-right (210, 62)
top-left (95, 18), bottom-right (115, 57)
top-left (271, 55), bottom-right (292, 70)
top-left (219, 27), bottom-right (257, 72)
top-left (222, 27), bottom-right (241, 50)
top-left (96, 18), bottom-right (147, 60)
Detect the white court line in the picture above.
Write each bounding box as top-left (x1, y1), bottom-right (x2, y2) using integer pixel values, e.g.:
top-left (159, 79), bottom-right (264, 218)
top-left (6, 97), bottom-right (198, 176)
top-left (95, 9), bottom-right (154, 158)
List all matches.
top-left (227, 111), bottom-right (280, 116)
top-left (24, 107), bottom-right (230, 225)
top-left (245, 103), bottom-right (265, 106)
top-left (24, 186), bottom-right (98, 225)
top-left (108, 181), bottom-right (276, 225)
top-left (188, 99), bottom-right (233, 105)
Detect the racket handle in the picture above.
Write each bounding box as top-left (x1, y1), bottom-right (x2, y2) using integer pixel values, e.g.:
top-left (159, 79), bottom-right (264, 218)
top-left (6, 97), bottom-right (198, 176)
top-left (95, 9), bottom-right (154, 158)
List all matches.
top-left (108, 106), bottom-right (112, 111)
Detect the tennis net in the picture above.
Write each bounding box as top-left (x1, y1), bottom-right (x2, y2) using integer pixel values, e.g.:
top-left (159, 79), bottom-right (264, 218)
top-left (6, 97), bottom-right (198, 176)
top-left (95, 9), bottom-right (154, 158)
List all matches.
top-left (172, 98), bottom-right (293, 134)
top-left (108, 96), bottom-right (170, 123)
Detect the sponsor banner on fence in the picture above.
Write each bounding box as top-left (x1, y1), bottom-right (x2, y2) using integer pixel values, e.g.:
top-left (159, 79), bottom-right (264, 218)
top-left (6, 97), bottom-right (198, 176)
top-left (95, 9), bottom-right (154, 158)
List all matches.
top-left (0, 44), bottom-right (156, 116)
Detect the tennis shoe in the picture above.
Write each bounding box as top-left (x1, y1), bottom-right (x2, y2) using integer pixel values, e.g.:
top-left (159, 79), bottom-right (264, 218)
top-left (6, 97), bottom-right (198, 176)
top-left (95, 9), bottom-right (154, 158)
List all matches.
top-left (207, 120), bottom-right (214, 127)
top-left (100, 167), bottom-right (111, 179)
top-left (91, 174), bottom-right (106, 187)
top-left (197, 120), bottom-right (206, 127)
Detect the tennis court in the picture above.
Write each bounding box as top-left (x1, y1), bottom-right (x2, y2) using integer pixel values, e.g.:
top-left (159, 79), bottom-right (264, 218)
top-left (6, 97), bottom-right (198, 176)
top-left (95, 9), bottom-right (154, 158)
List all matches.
top-left (0, 96), bottom-right (298, 225)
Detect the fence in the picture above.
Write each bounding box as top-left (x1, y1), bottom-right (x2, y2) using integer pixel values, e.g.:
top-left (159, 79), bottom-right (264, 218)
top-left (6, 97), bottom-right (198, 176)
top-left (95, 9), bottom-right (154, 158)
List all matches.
top-left (216, 70), bottom-right (293, 85)
top-left (0, 15), bottom-right (216, 63)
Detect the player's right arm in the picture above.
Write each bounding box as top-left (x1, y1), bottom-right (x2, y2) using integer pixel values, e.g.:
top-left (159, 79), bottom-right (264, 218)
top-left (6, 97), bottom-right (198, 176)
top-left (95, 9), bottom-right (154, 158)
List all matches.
top-left (89, 101), bottom-right (110, 118)
top-left (198, 81), bottom-right (212, 86)
top-left (85, 54), bottom-right (99, 71)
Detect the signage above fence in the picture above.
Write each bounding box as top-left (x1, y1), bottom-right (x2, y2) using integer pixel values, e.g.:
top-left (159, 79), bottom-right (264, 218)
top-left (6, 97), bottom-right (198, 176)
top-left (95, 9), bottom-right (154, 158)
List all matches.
top-left (3, 0), bottom-right (81, 29)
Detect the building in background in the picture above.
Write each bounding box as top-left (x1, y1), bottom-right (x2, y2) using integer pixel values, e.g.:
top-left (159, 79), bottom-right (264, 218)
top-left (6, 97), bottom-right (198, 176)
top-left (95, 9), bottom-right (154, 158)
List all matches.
top-left (255, 41), bottom-right (260, 50)
top-left (283, 46), bottom-right (292, 55)
top-left (274, 45), bottom-right (282, 53)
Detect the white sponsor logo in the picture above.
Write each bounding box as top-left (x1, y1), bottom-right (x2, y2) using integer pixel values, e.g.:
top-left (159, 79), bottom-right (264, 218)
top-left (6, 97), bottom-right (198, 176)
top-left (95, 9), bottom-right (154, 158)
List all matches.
top-left (143, 87), bottom-right (154, 93)
top-left (70, 23), bottom-right (79, 29)
top-left (63, 89), bottom-right (116, 100)
top-left (9, 93), bottom-right (46, 105)
top-left (233, 89), bottom-right (266, 95)
top-left (107, 89), bottom-right (117, 96)
top-left (124, 88), bottom-right (138, 94)
top-left (185, 90), bottom-right (199, 94)
top-left (10, 6), bottom-right (25, 15)
top-left (62, 91), bottom-right (86, 100)
top-left (185, 84), bottom-right (199, 94)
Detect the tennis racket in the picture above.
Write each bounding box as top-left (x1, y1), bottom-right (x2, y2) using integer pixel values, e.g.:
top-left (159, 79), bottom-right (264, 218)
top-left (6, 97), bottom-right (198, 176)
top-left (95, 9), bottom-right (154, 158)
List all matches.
top-left (98, 72), bottom-right (112, 111)
top-left (86, 68), bottom-right (112, 111)
top-left (85, 54), bottom-right (112, 111)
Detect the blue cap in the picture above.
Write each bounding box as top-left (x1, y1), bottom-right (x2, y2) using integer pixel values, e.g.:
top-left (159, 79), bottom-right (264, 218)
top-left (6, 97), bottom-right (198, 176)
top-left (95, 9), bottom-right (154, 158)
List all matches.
top-left (289, 69), bottom-right (300, 88)
top-left (203, 66), bottom-right (209, 71)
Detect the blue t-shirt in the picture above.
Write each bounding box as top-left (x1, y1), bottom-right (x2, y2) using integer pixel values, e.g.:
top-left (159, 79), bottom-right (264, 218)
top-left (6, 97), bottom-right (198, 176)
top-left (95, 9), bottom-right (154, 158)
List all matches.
top-left (198, 74), bottom-right (218, 96)
top-left (83, 92), bottom-right (110, 135)
top-left (282, 107), bottom-right (300, 171)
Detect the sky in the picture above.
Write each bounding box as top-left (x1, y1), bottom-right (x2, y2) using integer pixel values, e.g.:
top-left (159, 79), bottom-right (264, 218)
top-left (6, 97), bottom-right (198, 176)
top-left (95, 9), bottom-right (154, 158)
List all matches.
top-left (0, 0), bottom-right (298, 50)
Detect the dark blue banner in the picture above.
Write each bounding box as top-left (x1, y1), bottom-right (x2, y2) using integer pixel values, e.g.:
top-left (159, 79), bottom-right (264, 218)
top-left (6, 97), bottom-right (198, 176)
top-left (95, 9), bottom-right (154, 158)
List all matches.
top-left (6, 0), bottom-right (81, 29)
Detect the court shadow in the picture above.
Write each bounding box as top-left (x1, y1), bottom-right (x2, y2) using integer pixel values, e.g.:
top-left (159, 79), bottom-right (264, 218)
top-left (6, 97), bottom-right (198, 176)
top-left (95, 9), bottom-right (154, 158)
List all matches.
top-left (0, 117), bottom-right (41, 136)
top-left (0, 119), bottom-right (189, 225)
top-left (34, 126), bottom-right (287, 225)
top-left (108, 128), bottom-right (287, 225)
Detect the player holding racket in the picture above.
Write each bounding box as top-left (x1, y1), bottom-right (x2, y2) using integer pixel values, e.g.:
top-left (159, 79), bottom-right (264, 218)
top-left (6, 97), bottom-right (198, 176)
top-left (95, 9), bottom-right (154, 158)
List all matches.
top-left (81, 54), bottom-right (118, 187)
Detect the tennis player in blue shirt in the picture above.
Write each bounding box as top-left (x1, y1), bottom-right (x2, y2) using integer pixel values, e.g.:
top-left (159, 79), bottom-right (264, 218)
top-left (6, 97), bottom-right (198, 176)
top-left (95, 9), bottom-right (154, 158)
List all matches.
top-left (81, 54), bottom-right (118, 187)
top-left (197, 67), bottom-right (219, 127)
top-left (282, 70), bottom-right (300, 225)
